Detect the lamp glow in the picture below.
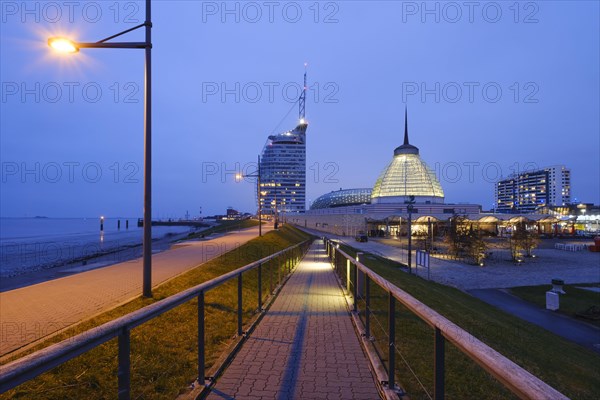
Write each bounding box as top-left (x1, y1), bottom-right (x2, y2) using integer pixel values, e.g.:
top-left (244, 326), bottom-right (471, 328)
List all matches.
top-left (48, 37), bottom-right (79, 53)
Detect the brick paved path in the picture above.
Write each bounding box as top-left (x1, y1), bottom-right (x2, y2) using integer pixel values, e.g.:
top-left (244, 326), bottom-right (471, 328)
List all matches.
top-left (207, 241), bottom-right (381, 400)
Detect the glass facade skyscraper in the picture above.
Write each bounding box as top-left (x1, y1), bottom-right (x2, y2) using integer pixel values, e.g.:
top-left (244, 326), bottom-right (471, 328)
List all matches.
top-left (259, 120), bottom-right (307, 215)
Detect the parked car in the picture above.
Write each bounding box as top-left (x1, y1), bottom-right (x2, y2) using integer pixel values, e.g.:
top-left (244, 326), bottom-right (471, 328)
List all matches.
top-left (355, 234), bottom-right (368, 242)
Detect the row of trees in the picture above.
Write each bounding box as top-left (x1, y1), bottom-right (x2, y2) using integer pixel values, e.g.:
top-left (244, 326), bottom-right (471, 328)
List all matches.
top-left (442, 216), bottom-right (539, 265)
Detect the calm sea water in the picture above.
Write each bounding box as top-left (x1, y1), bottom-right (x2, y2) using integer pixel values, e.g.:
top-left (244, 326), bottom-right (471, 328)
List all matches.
top-left (0, 218), bottom-right (192, 277)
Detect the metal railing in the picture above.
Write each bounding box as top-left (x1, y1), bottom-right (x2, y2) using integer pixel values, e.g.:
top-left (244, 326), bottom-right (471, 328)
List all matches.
top-left (325, 238), bottom-right (569, 400)
top-left (0, 240), bottom-right (311, 398)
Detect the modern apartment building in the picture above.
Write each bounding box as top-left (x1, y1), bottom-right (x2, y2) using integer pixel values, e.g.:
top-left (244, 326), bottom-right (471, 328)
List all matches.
top-left (495, 165), bottom-right (571, 213)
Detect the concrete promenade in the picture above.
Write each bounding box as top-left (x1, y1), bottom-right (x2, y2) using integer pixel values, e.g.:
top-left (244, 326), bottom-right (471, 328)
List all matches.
top-left (0, 225), bottom-right (270, 357)
top-left (207, 241), bottom-right (381, 400)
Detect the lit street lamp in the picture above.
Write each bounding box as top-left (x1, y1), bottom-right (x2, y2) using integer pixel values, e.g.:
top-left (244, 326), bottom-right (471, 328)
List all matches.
top-left (48, 0), bottom-right (154, 297)
top-left (236, 155), bottom-right (263, 236)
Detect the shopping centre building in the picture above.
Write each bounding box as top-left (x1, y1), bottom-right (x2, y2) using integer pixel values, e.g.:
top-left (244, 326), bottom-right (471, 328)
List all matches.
top-left (285, 111), bottom-right (596, 237)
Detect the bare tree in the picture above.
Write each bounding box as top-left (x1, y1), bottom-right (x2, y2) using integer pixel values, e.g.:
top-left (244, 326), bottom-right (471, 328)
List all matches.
top-left (444, 216), bottom-right (487, 265)
top-left (510, 222), bottom-right (540, 261)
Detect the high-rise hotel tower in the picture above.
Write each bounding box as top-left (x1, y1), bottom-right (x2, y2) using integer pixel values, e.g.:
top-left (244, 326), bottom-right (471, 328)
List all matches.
top-left (258, 71), bottom-right (308, 215)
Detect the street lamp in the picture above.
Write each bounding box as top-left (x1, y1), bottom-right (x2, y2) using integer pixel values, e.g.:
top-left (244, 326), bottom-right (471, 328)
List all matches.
top-left (273, 191), bottom-right (279, 229)
top-left (407, 195), bottom-right (415, 274)
top-left (48, 37), bottom-right (79, 53)
top-left (48, 0), bottom-right (153, 297)
top-left (236, 155), bottom-right (263, 236)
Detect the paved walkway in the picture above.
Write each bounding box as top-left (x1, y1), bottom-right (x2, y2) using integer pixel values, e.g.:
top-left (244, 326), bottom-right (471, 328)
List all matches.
top-left (207, 241), bottom-right (381, 400)
top-left (469, 289), bottom-right (600, 353)
top-left (0, 225), bottom-right (270, 357)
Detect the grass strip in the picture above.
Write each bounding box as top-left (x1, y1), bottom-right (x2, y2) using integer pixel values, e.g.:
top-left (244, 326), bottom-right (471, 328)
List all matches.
top-left (3, 225), bottom-right (312, 399)
top-left (511, 283), bottom-right (600, 328)
top-left (338, 243), bottom-right (600, 400)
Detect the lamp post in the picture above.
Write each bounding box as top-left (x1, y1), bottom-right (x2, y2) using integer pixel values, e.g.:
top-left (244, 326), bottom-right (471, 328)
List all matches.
top-left (428, 216), bottom-right (433, 252)
top-left (273, 191), bottom-right (279, 229)
top-left (407, 195), bottom-right (415, 274)
top-left (48, 0), bottom-right (153, 297)
top-left (237, 155), bottom-right (263, 236)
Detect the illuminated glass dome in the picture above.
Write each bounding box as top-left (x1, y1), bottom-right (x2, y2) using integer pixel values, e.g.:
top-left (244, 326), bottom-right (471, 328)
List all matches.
top-left (371, 110), bottom-right (445, 204)
top-left (310, 188), bottom-right (372, 210)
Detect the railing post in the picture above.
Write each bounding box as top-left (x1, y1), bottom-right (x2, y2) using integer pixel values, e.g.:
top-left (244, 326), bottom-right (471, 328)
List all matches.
top-left (388, 293), bottom-right (396, 390)
top-left (277, 254), bottom-right (281, 285)
top-left (117, 328), bottom-right (131, 400)
top-left (353, 262), bottom-right (358, 312)
top-left (356, 252), bottom-right (364, 298)
top-left (257, 263), bottom-right (262, 312)
top-left (434, 327), bottom-right (445, 400)
top-left (269, 258), bottom-right (273, 293)
top-left (237, 273), bottom-right (243, 337)
top-left (346, 259), bottom-right (351, 294)
top-left (198, 291), bottom-right (205, 385)
top-left (365, 275), bottom-right (371, 338)
top-left (332, 246), bottom-right (336, 267)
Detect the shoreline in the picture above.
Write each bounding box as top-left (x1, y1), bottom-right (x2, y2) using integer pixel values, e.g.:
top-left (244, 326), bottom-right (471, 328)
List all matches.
top-left (0, 231), bottom-right (197, 292)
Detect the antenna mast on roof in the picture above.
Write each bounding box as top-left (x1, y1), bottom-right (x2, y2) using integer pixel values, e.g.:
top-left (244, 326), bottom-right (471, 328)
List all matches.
top-left (299, 63), bottom-right (307, 121)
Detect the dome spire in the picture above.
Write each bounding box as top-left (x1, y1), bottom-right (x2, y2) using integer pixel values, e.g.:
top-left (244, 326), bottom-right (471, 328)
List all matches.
top-left (403, 106), bottom-right (409, 145)
top-left (394, 106), bottom-right (419, 155)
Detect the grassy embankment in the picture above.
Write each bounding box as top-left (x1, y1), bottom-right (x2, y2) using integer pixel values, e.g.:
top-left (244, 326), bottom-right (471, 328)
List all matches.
top-left (511, 283), bottom-right (600, 328)
top-left (184, 218), bottom-right (260, 239)
top-left (338, 243), bottom-right (600, 400)
top-left (3, 225), bottom-right (312, 400)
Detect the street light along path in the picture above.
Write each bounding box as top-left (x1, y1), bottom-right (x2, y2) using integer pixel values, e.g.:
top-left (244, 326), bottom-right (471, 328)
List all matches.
top-left (47, 0), bottom-right (153, 298)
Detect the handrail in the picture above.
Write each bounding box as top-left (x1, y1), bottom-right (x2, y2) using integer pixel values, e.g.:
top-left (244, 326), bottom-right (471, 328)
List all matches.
top-left (327, 240), bottom-right (569, 400)
top-left (0, 239), bottom-right (310, 395)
